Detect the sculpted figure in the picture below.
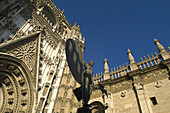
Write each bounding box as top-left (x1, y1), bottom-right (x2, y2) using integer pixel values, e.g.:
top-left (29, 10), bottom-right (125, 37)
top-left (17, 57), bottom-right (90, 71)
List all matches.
top-left (65, 39), bottom-right (107, 110)
top-left (82, 60), bottom-right (107, 107)
top-left (82, 60), bottom-right (94, 107)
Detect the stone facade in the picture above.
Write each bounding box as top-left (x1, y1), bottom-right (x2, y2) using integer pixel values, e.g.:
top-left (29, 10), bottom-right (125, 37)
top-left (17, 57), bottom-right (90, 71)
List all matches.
top-left (92, 43), bottom-right (170, 113)
top-left (0, 0), bottom-right (83, 113)
top-left (0, 0), bottom-right (170, 113)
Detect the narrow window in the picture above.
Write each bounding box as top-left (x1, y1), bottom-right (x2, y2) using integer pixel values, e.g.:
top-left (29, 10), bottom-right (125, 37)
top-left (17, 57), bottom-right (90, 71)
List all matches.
top-left (150, 97), bottom-right (157, 105)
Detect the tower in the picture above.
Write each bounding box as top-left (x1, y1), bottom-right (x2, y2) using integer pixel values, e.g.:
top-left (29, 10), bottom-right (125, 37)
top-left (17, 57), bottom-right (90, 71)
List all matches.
top-left (0, 0), bottom-right (83, 112)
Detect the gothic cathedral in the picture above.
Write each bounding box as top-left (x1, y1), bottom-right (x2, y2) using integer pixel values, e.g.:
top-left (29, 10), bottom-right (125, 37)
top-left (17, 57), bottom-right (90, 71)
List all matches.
top-left (0, 0), bottom-right (170, 113)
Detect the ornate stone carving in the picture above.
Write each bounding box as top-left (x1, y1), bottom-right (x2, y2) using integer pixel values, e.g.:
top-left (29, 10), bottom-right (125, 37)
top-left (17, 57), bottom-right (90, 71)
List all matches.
top-left (155, 81), bottom-right (162, 88)
top-left (20, 8), bottom-right (32, 20)
top-left (143, 69), bottom-right (167, 80)
top-left (27, 19), bottom-right (45, 33)
top-left (8, 41), bottom-right (36, 71)
top-left (44, 34), bottom-right (58, 49)
top-left (120, 90), bottom-right (126, 97)
top-left (0, 1), bottom-right (22, 21)
top-left (36, 0), bottom-right (64, 20)
top-left (7, 20), bottom-right (19, 34)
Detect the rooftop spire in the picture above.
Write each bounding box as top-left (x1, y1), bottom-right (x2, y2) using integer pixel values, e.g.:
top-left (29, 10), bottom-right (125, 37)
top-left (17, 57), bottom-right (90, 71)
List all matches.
top-left (103, 58), bottom-right (110, 80)
top-left (154, 38), bottom-right (166, 53)
top-left (73, 22), bottom-right (77, 27)
top-left (127, 49), bottom-right (138, 71)
top-left (127, 49), bottom-right (136, 64)
top-left (154, 39), bottom-right (170, 60)
top-left (104, 58), bottom-right (109, 74)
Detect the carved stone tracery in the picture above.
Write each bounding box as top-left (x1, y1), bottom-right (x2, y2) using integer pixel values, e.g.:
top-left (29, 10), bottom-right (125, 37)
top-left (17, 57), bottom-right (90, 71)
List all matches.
top-left (7, 19), bottom-right (19, 34)
top-left (8, 41), bottom-right (36, 71)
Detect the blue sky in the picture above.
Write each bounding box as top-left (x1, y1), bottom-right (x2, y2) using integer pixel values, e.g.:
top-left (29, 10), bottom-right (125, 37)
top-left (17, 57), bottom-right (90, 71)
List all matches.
top-left (54, 0), bottom-right (170, 74)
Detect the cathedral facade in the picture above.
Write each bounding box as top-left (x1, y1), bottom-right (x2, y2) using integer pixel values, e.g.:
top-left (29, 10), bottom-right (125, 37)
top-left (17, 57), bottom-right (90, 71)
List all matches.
top-left (0, 0), bottom-right (169, 113)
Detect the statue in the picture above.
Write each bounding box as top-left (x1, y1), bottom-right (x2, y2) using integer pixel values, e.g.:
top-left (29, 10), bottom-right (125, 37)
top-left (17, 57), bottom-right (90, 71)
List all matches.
top-left (65, 39), bottom-right (107, 112)
top-left (82, 60), bottom-right (94, 107)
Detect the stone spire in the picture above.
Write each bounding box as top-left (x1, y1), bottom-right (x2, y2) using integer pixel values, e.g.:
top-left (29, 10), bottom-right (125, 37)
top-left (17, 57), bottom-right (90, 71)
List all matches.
top-left (71, 22), bottom-right (81, 39)
top-left (77, 25), bottom-right (80, 30)
top-left (104, 58), bottom-right (109, 73)
top-left (154, 39), bottom-right (170, 60)
top-left (127, 49), bottom-right (138, 71)
top-left (127, 49), bottom-right (136, 64)
top-left (72, 22), bottom-right (80, 31)
top-left (73, 22), bottom-right (77, 27)
top-left (104, 58), bottom-right (110, 80)
top-left (154, 38), bottom-right (166, 53)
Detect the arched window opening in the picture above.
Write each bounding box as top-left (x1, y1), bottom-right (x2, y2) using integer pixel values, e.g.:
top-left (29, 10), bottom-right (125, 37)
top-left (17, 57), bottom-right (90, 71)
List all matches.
top-left (39, 5), bottom-right (56, 25)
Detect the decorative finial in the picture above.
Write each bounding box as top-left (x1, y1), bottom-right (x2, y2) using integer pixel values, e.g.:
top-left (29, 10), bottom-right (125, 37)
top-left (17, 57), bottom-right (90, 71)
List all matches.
top-left (104, 58), bottom-right (107, 62)
top-left (61, 9), bottom-right (64, 14)
top-left (36, 6), bottom-right (44, 14)
top-left (127, 49), bottom-right (138, 71)
top-left (127, 49), bottom-right (136, 64)
top-left (83, 37), bottom-right (85, 41)
top-left (154, 38), bottom-right (158, 44)
top-left (127, 49), bottom-right (131, 54)
top-left (104, 58), bottom-right (109, 74)
top-left (154, 39), bottom-right (170, 60)
top-left (73, 22), bottom-right (77, 27)
top-left (154, 38), bottom-right (166, 53)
